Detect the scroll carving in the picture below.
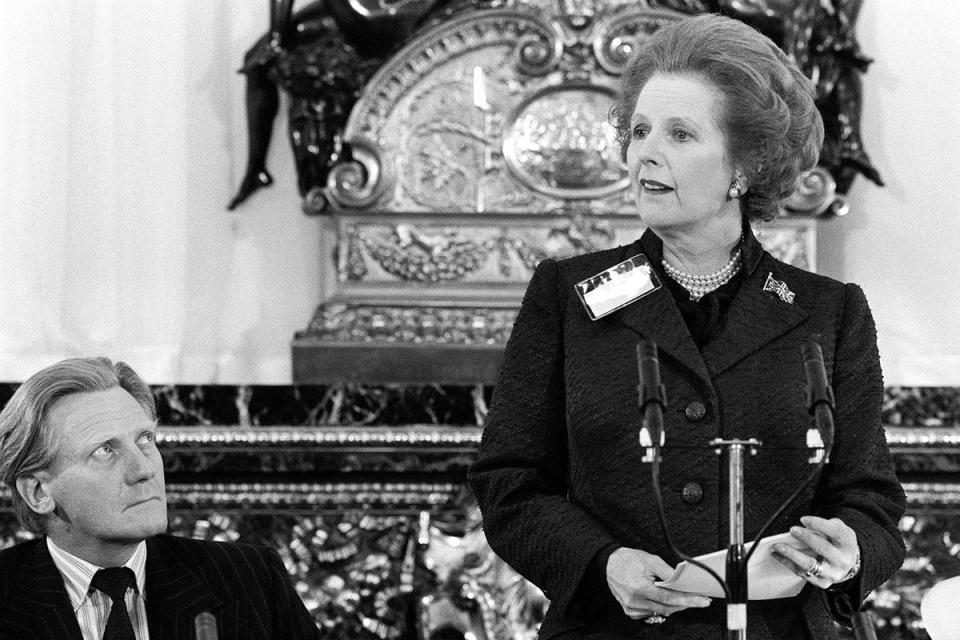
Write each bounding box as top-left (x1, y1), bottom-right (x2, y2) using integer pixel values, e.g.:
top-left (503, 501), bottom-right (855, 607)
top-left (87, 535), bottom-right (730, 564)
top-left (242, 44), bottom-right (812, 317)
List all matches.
top-left (591, 7), bottom-right (686, 74)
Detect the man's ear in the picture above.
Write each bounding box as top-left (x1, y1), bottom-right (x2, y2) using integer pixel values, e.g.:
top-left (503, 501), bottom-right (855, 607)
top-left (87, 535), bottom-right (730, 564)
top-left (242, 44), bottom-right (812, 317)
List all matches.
top-left (15, 473), bottom-right (56, 515)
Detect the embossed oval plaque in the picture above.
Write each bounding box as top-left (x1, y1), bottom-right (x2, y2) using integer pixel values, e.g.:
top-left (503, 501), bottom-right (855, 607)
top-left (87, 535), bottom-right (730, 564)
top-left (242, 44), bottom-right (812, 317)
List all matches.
top-left (502, 84), bottom-right (629, 200)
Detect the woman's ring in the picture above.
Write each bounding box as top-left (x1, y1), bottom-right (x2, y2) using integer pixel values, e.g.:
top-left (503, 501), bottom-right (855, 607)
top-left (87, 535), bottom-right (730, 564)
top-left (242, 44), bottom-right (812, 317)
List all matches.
top-left (645, 614), bottom-right (667, 624)
top-left (803, 558), bottom-right (824, 579)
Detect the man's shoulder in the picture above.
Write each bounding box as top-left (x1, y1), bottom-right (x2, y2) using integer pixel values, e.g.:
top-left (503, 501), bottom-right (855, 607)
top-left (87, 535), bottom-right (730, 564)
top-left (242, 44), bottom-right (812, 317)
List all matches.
top-left (148, 534), bottom-right (278, 575)
top-left (0, 536), bottom-right (45, 568)
top-left (147, 535), bottom-right (318, 638)
top-left (0, 537), bottom-right (49, 599)
top-left (151, 533), bottom-right (273, 557)
top-left (146, 534), bottom-right (292, 609)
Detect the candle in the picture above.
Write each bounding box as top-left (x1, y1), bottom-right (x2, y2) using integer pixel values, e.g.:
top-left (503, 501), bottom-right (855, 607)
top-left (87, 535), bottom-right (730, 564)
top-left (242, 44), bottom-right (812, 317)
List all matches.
top-left (473, 65), bottom-right (490, 111)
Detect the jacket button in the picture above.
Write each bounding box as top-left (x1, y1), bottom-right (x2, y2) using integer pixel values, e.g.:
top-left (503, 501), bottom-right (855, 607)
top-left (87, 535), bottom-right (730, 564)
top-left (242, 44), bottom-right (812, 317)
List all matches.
top-left (681, 482), bottom-right (704, 504)
top-left (684, 401), bottom-right (707, 422)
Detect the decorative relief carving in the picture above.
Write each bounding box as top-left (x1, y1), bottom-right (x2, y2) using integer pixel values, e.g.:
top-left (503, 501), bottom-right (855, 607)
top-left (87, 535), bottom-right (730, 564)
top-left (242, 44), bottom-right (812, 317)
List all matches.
top-left (166, 482), bottom-right (462, 512)
top-left (157, 423), bottom-right (960, 452)
top-left (306, 303), bottom-right (518, 345)
top-left (354, 224), bottom-right (490, 283)
top-left (328, 6), bottom-right (684, 214)
top-left (315, 219), bottom-right (815, 347)
top-left (159, 425), bottom-right (483, 449)
top-left (753, 221), bottom-right (815, 272)
top-left (419, 508), bottom-right (546, 640)
top-left (345, 12), bottom-right (565, 140)
top-left (591, 6), bottom-right (685, 74)
top-left (513, 18), bottom-right (565, 77)
top-left (396, 59), bottom-right (508, 211)
top-left (782, 167), bottom-right (844, 217)
top-left (868, 514), bottom-right (960, 640)
top-left (326, 138), bottom-right (391, 209)
top-left (230, 0), bottom-right (880, 220)
top-left (901, 483), bottom-right (960, 512)
top-left (337, 217), bottom-right (810, 287)
top-left (503, 85), bottom-right (628, 199)
top-left (321, 0), bottom-right (846, 224)
top-left (886, 427), bottom-right (960, 450)
top-left (339, 217), bottom-right (622, 284)
top-left (154, 425), bottom-right (960, 498)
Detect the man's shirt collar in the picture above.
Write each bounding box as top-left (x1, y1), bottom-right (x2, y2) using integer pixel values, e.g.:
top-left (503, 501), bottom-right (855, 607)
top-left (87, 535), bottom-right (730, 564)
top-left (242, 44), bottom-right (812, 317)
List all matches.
top-left (46, 536), bottom-right (148, 612)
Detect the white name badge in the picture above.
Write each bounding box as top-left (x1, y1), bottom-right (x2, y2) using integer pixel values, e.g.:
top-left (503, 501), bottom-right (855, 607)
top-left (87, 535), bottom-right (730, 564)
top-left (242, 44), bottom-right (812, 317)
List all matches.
top-left (574, 254), bottom-right (662, 320)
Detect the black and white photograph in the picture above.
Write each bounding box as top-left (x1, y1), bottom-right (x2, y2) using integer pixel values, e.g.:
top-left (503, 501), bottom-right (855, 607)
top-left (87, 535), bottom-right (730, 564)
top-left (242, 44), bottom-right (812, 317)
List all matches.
top-left (1, 1), bottom-right (958, 639)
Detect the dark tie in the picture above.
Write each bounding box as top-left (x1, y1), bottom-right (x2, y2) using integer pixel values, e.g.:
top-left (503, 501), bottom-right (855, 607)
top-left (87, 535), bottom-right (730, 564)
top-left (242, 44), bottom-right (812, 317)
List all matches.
top-left (91, 567), bottom-right (136, 640)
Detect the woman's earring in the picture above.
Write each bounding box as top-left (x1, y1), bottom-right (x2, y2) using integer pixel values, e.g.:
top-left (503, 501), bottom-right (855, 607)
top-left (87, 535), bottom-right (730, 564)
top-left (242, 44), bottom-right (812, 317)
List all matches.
top-left (727, 180), bottom-right (742, 200)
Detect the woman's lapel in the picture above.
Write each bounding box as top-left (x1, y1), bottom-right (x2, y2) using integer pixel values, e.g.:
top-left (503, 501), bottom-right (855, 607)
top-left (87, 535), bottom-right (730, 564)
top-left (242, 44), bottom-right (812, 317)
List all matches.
top-left (702, 259), bottom-right (809, 376)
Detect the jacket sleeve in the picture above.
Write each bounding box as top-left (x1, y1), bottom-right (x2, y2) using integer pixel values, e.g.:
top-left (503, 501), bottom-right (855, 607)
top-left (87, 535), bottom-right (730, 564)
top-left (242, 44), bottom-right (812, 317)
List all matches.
top-left (815, 283), bottom-right (906, 623)
top-left (468, 259), bottom-right (619, 615)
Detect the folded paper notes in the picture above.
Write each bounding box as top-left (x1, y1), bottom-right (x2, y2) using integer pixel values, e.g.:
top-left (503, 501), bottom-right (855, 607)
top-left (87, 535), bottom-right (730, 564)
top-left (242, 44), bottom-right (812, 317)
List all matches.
top-left (655, 533), bottom-right (807, 600)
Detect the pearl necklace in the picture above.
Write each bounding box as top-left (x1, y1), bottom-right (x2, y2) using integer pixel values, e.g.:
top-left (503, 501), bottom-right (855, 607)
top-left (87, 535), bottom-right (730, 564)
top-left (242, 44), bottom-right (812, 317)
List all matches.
top-left (662, 248), bottom-right (743, 301)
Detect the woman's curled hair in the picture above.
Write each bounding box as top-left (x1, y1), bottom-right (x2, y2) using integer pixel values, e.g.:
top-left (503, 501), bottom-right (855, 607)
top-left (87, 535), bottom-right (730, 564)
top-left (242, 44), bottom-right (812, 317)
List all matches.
top-left (610, 13), bottom-right (825, 221)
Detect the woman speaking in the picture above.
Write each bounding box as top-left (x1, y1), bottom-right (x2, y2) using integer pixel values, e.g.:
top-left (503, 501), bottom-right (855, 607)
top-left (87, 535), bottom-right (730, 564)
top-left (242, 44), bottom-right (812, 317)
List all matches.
top-left (469, 14), bottom-right (905, 640)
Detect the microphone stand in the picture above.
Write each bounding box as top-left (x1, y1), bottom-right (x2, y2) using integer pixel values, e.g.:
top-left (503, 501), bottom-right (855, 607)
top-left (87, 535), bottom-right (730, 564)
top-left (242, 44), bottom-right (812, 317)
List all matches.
top-left (709, 437), bottom-right (761, 640)
top-left (637, 338), bottom-right (833, 639)
top-left (852, 611), bottom-right (879, 640)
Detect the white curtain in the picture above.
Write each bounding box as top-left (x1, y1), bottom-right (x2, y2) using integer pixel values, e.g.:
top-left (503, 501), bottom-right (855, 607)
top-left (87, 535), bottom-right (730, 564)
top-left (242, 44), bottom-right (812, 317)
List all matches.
top-left (0, 1), bottom-right (322, 384)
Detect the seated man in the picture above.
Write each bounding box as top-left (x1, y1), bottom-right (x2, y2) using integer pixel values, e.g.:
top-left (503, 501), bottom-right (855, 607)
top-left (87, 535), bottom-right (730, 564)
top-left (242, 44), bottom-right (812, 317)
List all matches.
top-left (0, 357), bottom-right (320, 640)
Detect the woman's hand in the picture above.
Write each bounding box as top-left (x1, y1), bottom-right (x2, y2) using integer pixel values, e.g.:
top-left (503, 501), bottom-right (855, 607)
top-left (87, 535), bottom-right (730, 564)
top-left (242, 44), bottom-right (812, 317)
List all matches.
top-left (772, 515), bottom-right (861, 589)
top-left (605, 547), bottom-right (712, 620)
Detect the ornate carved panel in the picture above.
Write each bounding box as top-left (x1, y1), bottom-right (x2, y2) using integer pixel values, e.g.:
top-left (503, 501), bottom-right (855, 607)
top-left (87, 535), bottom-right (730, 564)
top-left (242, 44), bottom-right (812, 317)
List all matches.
top-left (297, 215), bottom-right (814, 382)
top-left (336, 217), bottom-right (814, 291)
top-left (291, 0), bottom-right (828, 383)
top-left (325, 5), bottom-right (688, 214)
top-left (336, 214), bottom-right (633, 292)
top-left (230, 0), bottom-right (878, 214)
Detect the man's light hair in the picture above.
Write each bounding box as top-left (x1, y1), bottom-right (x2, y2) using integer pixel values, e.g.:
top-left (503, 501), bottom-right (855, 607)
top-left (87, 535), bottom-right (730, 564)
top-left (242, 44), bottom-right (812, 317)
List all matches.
top-left (0, 357), bottom-right (155, 533)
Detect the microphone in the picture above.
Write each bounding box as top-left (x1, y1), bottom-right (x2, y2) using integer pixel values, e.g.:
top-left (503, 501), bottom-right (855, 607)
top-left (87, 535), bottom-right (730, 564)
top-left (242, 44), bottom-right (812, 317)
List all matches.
top-left (852, 611), bottom-right (879, 640)
top-left (802, 338), bottom-right (835, 463)
top-left (637, 339), bottom-right (666, 462)
top-left (195, 611), bottom-right (218, 640)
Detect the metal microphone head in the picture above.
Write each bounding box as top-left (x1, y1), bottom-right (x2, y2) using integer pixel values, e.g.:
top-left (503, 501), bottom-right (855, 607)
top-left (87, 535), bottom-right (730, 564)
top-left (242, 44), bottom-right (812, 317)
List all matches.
top-left (637, 338), bottom-right (658, 366)
top-left (195, 611), bottom-right (218, 640)
top-left (636, 338), bottom-right (665, 461)
top-left (636, 338), bottom-right (665, 410)
top-left (801, 337), bottom-right (834, 411)
top-left (801, 337), bottom-right (835, 463)
top-left (802, 338), bottom-right (824, 367)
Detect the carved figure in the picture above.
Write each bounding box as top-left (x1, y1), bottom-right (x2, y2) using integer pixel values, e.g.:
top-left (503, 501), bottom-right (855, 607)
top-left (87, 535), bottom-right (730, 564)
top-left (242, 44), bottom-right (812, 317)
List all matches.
top-left (421, 508), bottom-right (547, 640)
top-left (716, 0), bottom-right (882, 194)
top-left (228, 0), bottom-right (457, 212)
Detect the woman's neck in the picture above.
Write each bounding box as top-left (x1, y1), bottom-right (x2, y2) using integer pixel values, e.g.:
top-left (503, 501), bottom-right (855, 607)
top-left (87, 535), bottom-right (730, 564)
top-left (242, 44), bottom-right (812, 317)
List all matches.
top-left (656, 218), bottom-right (743, 275)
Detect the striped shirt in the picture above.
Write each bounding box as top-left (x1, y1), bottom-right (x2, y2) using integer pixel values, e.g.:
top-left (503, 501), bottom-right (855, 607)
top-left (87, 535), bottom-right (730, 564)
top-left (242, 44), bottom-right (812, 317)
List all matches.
top-left (46, 537), bottom-right (150, 640)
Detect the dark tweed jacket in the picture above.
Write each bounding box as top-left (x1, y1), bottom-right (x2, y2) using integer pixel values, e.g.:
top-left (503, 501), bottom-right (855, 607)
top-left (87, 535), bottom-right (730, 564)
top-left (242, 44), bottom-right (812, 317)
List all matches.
top-left (469, 228), bottom-right (905, 640)
top-left (0, 534), bottom-right (320, 639)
